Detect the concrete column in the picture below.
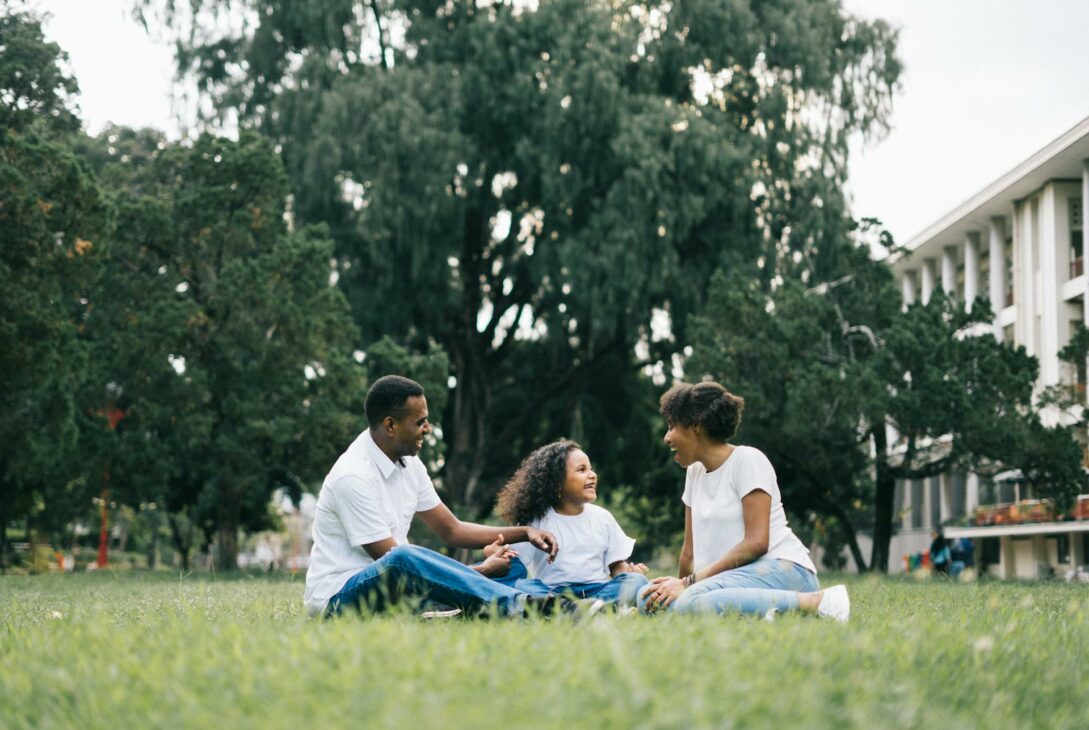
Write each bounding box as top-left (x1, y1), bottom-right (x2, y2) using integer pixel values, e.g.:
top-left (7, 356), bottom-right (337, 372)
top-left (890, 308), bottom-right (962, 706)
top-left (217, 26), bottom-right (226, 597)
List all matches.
top-left (901, 272), bottom-right (916, 310)
top-left (1039, 185), bottom-right (1060, 386)
top-left (964, 232), bottom-right (980, 311)
top-left (1016, 199), bottom-right (1034, 355)
top-left (1083, 160), bottom-right (1089, 405)
top-left (920, 258), bottom-right (935, 304)
top-left (966, 473), bottom-right (980, 513)
top-left (941, 245), bottom-right (958, 296)
top-left (989, 217), bottom-right (1007, 338)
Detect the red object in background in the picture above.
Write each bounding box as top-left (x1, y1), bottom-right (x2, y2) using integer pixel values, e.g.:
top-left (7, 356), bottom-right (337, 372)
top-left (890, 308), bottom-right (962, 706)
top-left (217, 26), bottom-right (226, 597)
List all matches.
top-left (92, 404), bottom-right (126, 568)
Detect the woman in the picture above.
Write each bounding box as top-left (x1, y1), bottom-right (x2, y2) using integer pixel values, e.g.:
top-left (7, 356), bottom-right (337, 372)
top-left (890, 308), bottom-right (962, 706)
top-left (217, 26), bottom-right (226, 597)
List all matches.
top-left (641, 381), bottom-right (850, 621)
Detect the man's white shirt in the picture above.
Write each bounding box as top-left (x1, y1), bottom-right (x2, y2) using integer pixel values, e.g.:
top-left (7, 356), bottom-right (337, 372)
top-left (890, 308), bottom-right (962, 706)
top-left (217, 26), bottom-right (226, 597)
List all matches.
top-left (303, 429), bottom-right (440, 615)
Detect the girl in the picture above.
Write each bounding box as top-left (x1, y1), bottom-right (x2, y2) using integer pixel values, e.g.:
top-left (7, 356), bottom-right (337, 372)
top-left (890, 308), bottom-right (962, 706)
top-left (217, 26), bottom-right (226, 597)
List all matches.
top-left (492, 440), bottom-right (649, 606)
top-left (640, 381), bottom-right (850, 621)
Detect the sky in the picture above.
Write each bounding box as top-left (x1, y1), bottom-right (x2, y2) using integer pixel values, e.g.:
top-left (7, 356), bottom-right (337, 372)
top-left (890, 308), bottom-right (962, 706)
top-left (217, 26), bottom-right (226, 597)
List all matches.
top-left (31, 0), bottom-right (1089, 245)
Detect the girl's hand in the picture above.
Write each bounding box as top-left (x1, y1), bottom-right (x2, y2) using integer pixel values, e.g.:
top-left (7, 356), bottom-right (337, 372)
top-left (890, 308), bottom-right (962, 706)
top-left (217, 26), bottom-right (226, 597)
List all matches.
top-left (483, 534), bottom-right (511, 558)
top-left (629, 562), bottom-right (649, 574)
top-left (644, 576), bottom-right (685, 612)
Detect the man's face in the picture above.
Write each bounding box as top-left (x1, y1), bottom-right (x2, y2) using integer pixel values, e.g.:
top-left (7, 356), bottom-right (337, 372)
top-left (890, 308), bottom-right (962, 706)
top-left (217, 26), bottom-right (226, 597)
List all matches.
top-left (389, 395), bottom-right (432, 458)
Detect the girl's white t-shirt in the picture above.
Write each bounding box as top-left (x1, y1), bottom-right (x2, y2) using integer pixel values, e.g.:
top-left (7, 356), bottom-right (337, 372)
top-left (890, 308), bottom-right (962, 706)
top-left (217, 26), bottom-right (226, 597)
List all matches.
top-left (510, 504), bottom-right (636, 586)
top-left (682, 446), bottom-right (816, 574)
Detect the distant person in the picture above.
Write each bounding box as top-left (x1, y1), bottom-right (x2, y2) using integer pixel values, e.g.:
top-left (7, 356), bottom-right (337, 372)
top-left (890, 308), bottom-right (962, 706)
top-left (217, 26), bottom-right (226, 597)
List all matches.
top-left (492, 440), bottom-right (649, 607)
top-left (929, 529), bottom-right (951, 576)
top-left (304, 375), bottom-right (564, 618)
top-left (640, 381), bottom-right (850, 622)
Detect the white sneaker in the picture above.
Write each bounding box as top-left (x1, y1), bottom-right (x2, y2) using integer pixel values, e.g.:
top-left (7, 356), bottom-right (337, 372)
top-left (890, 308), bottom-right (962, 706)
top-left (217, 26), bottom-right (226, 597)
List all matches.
top-left (420, 608), bottom-right (462, 619)
top-left (816, 585), bottom-right (850, 623)
top-left (763, 607), bottom-right (780, 622)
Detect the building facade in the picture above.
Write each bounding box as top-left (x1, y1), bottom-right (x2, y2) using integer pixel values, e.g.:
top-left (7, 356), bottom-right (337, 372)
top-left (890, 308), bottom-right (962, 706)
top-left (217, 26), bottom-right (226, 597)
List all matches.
top-left (874, 116), bottom-right (1089, 578)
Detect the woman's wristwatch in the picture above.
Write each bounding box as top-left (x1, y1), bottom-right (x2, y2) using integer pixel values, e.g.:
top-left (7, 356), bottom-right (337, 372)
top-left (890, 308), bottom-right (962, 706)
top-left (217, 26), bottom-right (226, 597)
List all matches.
top-left (682, 573), bottom-right (696, 587)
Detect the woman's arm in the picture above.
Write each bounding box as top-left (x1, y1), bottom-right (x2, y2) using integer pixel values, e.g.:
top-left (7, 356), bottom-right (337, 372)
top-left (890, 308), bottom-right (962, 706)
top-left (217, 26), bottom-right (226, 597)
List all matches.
top-left (678, 505), bottom-right (694, 579)
top-left (644, 506), bottom-right (694, 611)
top-left (689, 490), bottom-right (770, 582)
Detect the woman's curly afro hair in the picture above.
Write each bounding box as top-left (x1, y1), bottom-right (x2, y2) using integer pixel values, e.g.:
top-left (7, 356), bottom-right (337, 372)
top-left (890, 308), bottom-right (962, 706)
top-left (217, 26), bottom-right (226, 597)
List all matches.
top-left (496, 440), bottom-right (581, 525)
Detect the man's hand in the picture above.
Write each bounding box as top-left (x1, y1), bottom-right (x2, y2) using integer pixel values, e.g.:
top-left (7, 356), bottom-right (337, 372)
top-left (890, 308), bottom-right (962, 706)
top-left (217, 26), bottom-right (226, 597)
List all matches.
top-left (643, 575), bottom-right (685, 612)
top-left (524, 527), bottom-right (558, 563)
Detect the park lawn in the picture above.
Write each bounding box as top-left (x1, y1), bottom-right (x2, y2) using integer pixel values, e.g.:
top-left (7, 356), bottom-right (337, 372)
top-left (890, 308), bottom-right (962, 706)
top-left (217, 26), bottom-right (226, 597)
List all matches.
top-left (1, 572), bottom-right (1087, 729)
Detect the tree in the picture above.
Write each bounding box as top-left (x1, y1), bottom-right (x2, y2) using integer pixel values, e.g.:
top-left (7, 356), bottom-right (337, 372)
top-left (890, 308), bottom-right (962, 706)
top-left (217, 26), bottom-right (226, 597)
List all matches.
top-left (0, 6), bottom-right (108, 569)
top-left (78, 132), bottom-right (364, 569)
top-left (142, 0), bottom-right (902, 517)
top-left (0, 4), bottom-right (80, 135)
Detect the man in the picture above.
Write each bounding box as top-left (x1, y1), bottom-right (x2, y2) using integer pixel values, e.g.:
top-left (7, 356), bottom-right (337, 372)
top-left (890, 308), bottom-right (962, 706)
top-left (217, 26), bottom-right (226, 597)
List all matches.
top-left (304, 374), bottom-right (561, 618)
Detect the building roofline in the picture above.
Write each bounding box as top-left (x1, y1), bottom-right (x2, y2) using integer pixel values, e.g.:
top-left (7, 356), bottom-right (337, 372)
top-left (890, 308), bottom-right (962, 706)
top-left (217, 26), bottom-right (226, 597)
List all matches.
top-left (899, 114), bottom-right (1089, 255)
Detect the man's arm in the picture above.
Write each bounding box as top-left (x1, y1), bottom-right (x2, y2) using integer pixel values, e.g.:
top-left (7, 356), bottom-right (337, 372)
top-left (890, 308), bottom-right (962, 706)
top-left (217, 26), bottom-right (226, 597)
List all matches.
top-left (417, 503), bottom-right (558, 560)
top-left (362, 537), bottom-right (398, 561)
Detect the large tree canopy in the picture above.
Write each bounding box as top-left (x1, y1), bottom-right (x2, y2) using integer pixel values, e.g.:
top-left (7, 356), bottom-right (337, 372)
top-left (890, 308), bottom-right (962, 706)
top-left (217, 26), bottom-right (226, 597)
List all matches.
top-left (0, 7), bottom-right (107, 562)
top-left (74, 131), bottom-right (365, 569)
top-left (143, 0), bottom-right (902, 516)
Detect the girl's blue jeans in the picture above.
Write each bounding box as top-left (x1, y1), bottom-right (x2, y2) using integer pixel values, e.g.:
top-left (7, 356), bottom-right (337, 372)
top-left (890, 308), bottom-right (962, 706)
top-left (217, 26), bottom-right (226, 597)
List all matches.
top-left (638, 557), bottom-right (819, 616)
top-left (492, 557), bottom-right (650, 606)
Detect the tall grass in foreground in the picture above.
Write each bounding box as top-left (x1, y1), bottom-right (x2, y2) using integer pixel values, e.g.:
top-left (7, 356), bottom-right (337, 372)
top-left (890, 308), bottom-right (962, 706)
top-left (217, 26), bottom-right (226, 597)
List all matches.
top-left (1, 573), bottom-right (1087, 729)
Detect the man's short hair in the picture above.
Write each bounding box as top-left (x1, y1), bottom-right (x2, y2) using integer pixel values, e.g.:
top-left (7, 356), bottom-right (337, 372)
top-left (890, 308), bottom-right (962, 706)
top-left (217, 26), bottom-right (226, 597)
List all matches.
top-left (365, 375), bottom-right (425, 427)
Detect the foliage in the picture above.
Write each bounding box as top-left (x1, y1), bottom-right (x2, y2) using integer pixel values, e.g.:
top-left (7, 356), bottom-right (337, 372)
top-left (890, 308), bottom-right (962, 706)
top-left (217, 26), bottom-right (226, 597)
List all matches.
top-left (74, 132), bottom-right (365, 569)
top-left (140, 0), bottom-right (903, 520)
top-left (3, 572), bottom-right (1089, 728)
top-left (0, 116), bottom-right (108, 555)
top-left (0, 3), bottom-right (80, 135)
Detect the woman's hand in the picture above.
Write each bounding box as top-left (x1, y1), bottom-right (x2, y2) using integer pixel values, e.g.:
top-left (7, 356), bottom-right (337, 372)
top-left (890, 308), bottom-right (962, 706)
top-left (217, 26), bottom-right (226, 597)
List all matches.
top-left (643, 575), bottom-right (685, 612)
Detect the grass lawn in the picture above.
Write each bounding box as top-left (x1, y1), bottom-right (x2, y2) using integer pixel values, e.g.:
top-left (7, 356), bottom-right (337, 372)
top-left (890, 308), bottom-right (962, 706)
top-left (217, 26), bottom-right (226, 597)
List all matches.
top-left (1, 571), bottom-right (1087, 729)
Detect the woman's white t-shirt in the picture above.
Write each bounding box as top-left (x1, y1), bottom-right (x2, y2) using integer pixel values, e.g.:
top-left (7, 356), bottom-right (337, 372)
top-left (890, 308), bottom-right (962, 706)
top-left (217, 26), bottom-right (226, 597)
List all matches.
top-left (682, 446), bottom-right (816, 574)
top-left (510, 504), bottom-right (636, 586)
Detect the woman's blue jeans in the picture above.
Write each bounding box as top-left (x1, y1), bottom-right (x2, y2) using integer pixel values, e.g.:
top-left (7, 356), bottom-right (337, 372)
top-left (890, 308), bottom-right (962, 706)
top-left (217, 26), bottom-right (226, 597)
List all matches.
top-left (639, 558), bottom-right (819, 616)
top-left (324, 545), bottom-right (528, 618)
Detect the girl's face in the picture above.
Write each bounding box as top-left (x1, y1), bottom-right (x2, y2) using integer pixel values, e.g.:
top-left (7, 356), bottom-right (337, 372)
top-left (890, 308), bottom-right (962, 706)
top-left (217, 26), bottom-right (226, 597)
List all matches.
top-left (560, 449), bottom-right (598, 507)
top-left (663, 421), bottom-right (701, 468)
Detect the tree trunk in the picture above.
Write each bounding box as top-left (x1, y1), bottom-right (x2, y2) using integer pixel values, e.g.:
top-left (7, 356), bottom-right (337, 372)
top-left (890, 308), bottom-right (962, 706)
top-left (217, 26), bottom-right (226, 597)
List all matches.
top-left (0, 512), bottom-right (7, 575)
top-left (445, 338), bottom-right (492, 514)
top-left (217, 498), bottom-right (240, 571)
top-left (870, 424), bottom-right (896, 573)
top-left (823, 501), bottom-right (868, 572)
top-left (168, 513), bottom-right (192, 572)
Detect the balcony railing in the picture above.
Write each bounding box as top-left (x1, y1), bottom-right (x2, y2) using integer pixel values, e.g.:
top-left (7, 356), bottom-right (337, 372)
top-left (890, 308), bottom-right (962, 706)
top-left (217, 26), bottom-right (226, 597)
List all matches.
top-left (972, 495), bottom-right (1089, 526)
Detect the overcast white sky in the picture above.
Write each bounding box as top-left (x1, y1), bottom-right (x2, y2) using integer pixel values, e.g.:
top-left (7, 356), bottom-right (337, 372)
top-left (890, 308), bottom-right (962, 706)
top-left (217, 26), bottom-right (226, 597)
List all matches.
top-left (31, 0), bottom-right (1089, 245)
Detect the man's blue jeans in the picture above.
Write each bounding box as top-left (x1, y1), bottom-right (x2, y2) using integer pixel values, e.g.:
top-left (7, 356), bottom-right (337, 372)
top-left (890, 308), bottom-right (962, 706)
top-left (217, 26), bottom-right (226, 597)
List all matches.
top-left (639, 558), bottom-right (819, 616)
top-left (324, 545), bottom-right (528, 618)
top-left (492, 558), bottom-right (649, 606)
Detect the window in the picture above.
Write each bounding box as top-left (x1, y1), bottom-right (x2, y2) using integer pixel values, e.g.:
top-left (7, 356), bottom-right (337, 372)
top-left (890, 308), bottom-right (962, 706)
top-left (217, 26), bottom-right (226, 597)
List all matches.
top-left (981, 537), bottom-right (1001, 568)
top-left (949, 472), bottom-right (967, 519)
top-left (930, 478), bottom-right (942, 528)
top-left (1005, 239), bottom-right (1014, 306)
top-left (911, 479), bottom-right (924, 529)
top-left (1055, 534), bottom-right (1070, 564)
top-left (1070, 197), bottom-right (1083, 279)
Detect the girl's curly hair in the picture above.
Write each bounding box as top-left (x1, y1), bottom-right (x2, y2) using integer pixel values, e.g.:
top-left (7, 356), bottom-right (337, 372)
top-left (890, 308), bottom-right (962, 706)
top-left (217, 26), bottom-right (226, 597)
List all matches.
top-left (496, 440), bottom-right (581, 525)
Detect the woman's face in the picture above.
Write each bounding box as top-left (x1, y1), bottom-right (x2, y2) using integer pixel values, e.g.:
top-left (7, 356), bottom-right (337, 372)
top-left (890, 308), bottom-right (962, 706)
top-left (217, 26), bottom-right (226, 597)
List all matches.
top-left (663, 421), bottom-right (700, 468)
top-left (560, 449), bottom-right (598, 506)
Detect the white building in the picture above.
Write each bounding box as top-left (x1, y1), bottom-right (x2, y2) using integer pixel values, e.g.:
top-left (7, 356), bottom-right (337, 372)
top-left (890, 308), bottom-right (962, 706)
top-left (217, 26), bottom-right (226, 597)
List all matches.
top-left (877, 115), bottom-right (1089, 578)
